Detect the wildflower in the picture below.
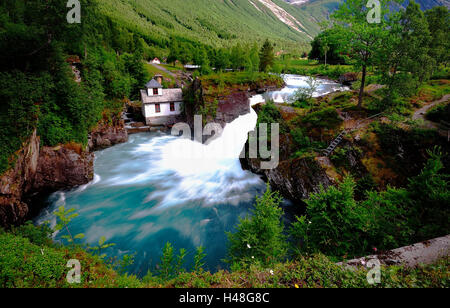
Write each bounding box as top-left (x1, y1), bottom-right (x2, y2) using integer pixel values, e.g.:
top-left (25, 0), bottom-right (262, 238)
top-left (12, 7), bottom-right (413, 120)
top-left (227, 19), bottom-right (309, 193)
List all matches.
top-left (270, 270), bottom-right (274, 275)
top-left (361, 260), bottom-right (366, 265)
top-left (252, 256), bottom-right (255, 259)
top-left (247, 244), bottom-right (251, 249)
top-left (309, 221), bottom-right (312, 224)
top-left (373, 247), bottom-right (378, 252)
top-left (295, 284), bottom-right (299, 289)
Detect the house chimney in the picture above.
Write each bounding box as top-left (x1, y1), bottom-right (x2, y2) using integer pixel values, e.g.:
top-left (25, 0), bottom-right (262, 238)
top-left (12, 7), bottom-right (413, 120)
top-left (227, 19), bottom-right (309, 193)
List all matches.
top-left (154, 74), bottom-right (163, 85)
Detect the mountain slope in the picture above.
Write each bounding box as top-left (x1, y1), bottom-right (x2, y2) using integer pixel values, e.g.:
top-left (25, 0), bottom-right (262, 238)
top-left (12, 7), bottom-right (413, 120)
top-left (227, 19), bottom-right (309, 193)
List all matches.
top-left (97, 0), bottom-right (321, 51)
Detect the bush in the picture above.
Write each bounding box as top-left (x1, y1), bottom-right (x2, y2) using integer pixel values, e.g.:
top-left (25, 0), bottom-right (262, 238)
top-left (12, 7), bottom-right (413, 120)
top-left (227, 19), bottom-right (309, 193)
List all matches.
top-left (426, 102), bottom-right (450, 123)
top-left (290, 177), bottom-right (376, 259)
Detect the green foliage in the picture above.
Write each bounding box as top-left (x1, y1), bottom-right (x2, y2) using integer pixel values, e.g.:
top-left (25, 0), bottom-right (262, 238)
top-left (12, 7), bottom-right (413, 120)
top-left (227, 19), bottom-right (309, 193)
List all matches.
top-left (332, 0), bottom-right (396, 107)
top-left (0, 0), bottom-right (147, 175)
top-left (425, 6), bottom-right (450, 69)
top-left (161, 254), bottom-right (449, 288)
top-left (301, 107), bottom-right (343, 129)
top-left (97, 0), bottom-right (314, 54)
top-left (156, 242), bottom-right (187, 281)
top-left (54, 206), bottom-right (85, 245)
top-left (256, 100), bottom-right (288, 134)
top-left (292, 77), bottom-right (318, 109)
top-left (194, 246), bottom-right (207, 272)
top-left (89, 236), bottom-right (116, 259)
top-left (259, 40), bottom-right (275, 72)
top-left (0, 233), bottom-right (68, 288)
top-left (406, 147), bottom-right (450, 240)
top-left (309, 28), bottom-right (348, 65)
top-left (290, 176), bottom-right (411, 259)
top-left (291, 149), bottom-right (449, 259)
top-left (226, 183), bottom-right (287, 268)
top-left (157, 242), bottom-right (175, 281)
top-left (10, 222), bottom-right (53, 247)
top-left (380, 0), bottom-right (435, 104)
top-left (0, 71), bottom-right (48, 173)
top-left (426, 102), bottom-right (450, 123)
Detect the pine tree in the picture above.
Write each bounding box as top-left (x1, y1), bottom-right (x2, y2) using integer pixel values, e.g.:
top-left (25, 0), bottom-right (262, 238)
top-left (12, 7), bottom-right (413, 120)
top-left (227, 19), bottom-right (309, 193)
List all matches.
top-left (226, 183), bottom-right (287, 268)
top-left (259, 39), bottom-right (274, 72)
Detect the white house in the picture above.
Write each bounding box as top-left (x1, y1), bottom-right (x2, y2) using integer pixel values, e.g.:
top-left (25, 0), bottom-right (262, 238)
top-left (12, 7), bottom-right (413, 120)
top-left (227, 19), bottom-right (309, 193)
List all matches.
top-left (151, 58), bottom-right (161, 64)
top-left (140, 76), bottom-right (183, 126)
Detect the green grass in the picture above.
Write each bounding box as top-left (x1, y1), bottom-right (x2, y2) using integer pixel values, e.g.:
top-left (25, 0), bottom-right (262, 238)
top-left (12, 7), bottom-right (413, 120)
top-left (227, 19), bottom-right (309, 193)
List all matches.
top-left (276, 58), bottom-right (353, 78)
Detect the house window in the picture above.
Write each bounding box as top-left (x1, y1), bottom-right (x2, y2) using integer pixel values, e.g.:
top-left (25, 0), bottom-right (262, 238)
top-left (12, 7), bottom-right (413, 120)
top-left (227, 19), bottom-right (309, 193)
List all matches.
top-left (170, 103), bottom-right (175, 112)
top-left (155, 104), bottom-right (161, 113)
top-left (153, 88), bottom-right (159, 95)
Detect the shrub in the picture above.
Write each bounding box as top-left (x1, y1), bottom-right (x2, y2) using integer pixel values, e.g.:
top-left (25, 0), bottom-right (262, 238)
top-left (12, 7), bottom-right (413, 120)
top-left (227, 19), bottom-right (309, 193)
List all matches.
top-left (0, 233), bottom-right (67, 288)
top-left (426, 102), bottom-right (450, 123)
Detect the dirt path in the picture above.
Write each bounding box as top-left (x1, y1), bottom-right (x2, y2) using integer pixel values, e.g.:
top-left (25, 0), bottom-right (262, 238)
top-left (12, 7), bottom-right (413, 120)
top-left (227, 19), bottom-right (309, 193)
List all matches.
top-left (149, 62), bottom-right (177, 78)
top-left (412, 94), bottom-right (450, 121)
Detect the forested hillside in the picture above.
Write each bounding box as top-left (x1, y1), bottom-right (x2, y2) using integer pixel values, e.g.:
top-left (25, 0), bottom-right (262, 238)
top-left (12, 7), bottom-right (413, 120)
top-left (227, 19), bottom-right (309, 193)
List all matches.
top-left (97, 0), bottom-right (321, 55)
top-left (0, 0), bottom-right (149, 174)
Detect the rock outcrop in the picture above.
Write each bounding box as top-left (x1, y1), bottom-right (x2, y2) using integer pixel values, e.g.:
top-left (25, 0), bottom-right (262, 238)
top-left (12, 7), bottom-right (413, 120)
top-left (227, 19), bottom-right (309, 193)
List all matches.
top-left (0, 130), bottom-right (40, 226)
top-left (184, 77), bottom-right (283, 137)
top-left (0, 130), bottom-right (94, 227)
top-left (241, 136), bottom-right (333, 204)
top-left (32, 146), bottom-right (94, 194)
top-left (0, 116), bottom-right (128, 227)
top-left (89, 123), bottom-right (128, 151)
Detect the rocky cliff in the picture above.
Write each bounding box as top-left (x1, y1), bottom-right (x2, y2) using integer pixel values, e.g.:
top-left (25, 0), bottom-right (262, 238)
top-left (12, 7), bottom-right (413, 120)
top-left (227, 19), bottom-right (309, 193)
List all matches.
top-left (0, 117), bottom-right (128, 227)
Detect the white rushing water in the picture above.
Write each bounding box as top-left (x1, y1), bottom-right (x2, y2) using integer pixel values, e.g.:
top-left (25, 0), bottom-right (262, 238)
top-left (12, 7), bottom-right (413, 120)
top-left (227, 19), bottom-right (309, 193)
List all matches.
top-left (265, 74), bottom-right (349, 103)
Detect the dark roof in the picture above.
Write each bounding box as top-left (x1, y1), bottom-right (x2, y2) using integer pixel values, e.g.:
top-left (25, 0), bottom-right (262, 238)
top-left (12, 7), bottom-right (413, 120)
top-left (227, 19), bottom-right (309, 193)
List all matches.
top-left (145, 79), bottom-right (163, 88)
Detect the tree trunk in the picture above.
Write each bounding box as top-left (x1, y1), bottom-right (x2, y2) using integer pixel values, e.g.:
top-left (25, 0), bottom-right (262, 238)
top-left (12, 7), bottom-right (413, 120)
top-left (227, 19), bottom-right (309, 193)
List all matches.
top-left (358, 65), bottom-right (367, 108)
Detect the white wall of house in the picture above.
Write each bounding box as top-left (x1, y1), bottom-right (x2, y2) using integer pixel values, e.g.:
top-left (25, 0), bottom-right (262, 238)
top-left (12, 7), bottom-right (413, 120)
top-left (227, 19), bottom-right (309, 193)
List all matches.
top-left (147, 88), bottom-right (163, 96)
top-left (144, 102), bottom-right (182, 118)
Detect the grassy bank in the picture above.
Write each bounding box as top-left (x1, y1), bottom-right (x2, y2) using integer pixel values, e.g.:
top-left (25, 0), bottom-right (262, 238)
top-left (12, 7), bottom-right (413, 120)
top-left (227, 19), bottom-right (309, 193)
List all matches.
top-left (1, 224), bottom-right (448, 288)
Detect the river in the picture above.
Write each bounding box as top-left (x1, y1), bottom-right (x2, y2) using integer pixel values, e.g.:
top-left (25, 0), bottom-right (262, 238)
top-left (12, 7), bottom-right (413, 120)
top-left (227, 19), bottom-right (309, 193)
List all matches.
top-left (35, 75), bottom-right (348, 275)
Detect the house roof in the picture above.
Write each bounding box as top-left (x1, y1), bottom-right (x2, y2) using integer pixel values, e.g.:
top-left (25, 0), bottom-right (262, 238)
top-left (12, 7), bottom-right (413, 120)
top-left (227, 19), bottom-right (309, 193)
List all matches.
top-left (145, 79), bottom-right (163, 88)
top-left (141, 88), bottom-right (183, 104)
